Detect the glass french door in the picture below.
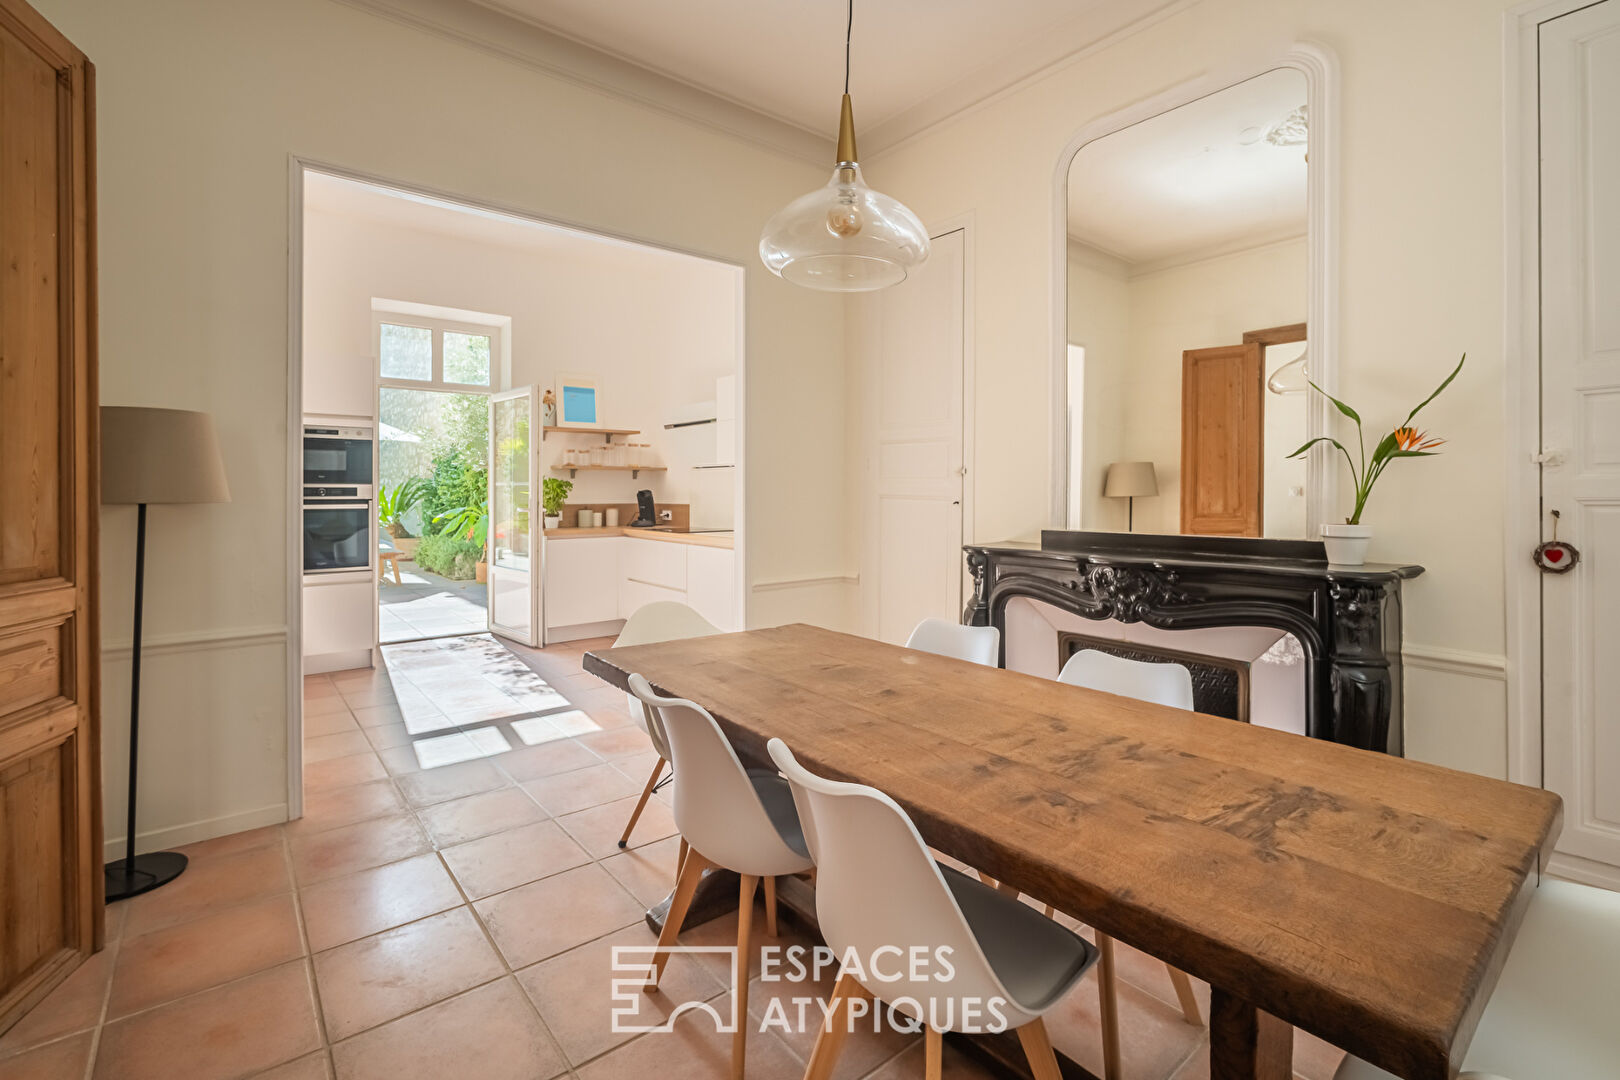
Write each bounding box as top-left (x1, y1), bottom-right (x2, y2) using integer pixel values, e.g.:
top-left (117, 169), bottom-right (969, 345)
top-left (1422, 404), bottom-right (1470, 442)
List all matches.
top-left (488, 387), bottom-right (540, 645)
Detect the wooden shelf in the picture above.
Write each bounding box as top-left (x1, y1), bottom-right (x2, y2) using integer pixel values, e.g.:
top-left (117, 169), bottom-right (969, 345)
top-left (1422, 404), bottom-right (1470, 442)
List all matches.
top-left (544, 425), bottom-right (639, 438)
top-left (551, 464), bottom-right (666, 479)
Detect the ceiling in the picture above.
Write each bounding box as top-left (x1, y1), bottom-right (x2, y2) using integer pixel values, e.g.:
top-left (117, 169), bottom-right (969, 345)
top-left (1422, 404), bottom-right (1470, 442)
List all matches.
top-left (1067, 68), bottom-right (1308, 270)
top-left (471, 0), bottom-right (1173, 141)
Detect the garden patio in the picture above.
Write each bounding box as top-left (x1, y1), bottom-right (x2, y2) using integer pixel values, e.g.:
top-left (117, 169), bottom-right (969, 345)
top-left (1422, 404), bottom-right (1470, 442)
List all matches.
top-left (379, 559), bottom-right (488, 643)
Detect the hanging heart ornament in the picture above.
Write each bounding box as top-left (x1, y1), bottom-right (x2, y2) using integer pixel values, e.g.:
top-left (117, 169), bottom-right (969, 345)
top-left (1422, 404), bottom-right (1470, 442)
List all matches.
top-left (1533, 540), bottom-right (1579, 573)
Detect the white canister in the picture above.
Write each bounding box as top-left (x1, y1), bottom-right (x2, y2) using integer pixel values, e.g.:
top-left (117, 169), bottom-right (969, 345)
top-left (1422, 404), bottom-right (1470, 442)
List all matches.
top-left (576, 508), bottom-right (592, 528)
top-left (605, 508), bottom-right (620, 527)
top-left (592, 511), bottom-right (605, 528)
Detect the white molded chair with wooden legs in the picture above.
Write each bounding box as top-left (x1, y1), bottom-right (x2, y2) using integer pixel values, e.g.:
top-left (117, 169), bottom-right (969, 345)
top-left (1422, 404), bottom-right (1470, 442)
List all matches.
top-left (906, 617), bottom-right (1001, 667)
top-left (1049, 648), bottom-right (1204, 1079)
top-left (768, 737), bottom-right (1099, 1080)
top-left (629, 674), bottom-right (814, 1080)
top-left (1334, 878), bottom-right (1620, 1080)
top-left (612, 602), bottom-right (721, 851)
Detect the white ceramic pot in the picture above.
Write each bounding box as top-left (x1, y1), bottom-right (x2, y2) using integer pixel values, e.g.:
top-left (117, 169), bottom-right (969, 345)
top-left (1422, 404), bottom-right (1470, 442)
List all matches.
top-left (544, 515), bottom-right (561, 529)
top-left (1322, 523), bottom-right (1372, 565)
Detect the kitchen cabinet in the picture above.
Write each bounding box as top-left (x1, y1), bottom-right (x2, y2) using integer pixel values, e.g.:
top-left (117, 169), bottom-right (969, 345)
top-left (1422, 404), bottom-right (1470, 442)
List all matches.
top-left (544, 537), bottom-right (622, 630)
top-left (686, 545), bottom-right (736, 631)
top-left (545, 534), bottom-right (736, 639)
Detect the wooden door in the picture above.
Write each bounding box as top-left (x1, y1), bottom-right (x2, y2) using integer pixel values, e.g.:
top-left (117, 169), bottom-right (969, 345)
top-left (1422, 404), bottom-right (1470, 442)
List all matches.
top-left (0, 0), bottom-right (101, 1034)
top-left (1180, 343), bottom-right (1263, 536)
top-left (1540, 0), bottom-right (1620, 877)
top-left (868, 229), bottom-right (965, 643)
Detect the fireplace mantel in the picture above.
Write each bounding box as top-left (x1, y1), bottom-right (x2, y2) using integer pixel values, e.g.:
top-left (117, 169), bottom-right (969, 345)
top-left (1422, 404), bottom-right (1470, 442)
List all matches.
top-left (963, 531), bottom-right (1424, 754)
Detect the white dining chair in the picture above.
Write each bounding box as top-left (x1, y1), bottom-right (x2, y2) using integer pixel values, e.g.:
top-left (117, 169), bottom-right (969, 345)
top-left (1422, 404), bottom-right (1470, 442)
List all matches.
top-left (1056, 648), bottom-right (1194, 709)
top-left (1334, 878), bottom-right (1620, 1080)
top-left (612, 601), bottom-right (721, 850)
top-left (630, 674), bottom-right (813, 1080)
top-left (768, 736), bottom-right (1096, 1080)
top-left (906, 617), bottom-right (1001, 668)
top-left (1049, 648), bottom-right (1203, 1079)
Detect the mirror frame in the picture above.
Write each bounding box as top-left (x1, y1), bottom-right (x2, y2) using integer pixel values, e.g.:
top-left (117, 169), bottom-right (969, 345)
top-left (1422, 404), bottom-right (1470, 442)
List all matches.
top-left (1048, 43), bottom-right (1340, 538)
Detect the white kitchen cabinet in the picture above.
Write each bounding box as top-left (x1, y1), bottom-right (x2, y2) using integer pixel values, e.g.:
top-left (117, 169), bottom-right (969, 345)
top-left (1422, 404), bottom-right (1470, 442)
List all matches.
top-left (685, 545), bottom-right (736, 632)
top-left (544, 537), bottom-right (622, 630)
top-left (619, 575), bottom-right (686, 619)
top-left (621, 535), bottom-right (687, 591)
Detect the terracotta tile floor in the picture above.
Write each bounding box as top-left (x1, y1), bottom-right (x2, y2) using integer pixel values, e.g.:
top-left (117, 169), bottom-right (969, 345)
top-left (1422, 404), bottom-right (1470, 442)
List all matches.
top-left (0, 631), bottom-right (1348, 1080)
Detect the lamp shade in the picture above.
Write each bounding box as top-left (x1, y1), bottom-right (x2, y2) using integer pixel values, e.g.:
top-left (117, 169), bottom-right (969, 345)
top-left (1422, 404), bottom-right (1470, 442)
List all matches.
top-left (101, 406), bottom-right (230, 505)
top-left (1104, 461), bottom-right (1158, 499)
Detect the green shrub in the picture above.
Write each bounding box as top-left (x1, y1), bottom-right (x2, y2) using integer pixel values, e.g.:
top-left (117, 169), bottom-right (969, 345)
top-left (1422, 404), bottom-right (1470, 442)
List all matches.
top-left (414, 531), bottom-right (482, 580)
top-left (421, 449), bottom-right (487, 532)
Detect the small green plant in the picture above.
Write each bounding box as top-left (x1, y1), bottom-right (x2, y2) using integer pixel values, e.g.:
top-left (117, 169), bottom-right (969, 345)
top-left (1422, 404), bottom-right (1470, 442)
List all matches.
top-left (1288, 353), bottom-right (1465, 524)
top-left (377, 478), bottom-right (428, 538)
top-left (435, 498), bottom-right (490, 551)
top-left (542, 477), bottom-right (573, 517)
top-left (414, 531), bottom-right (482, 580)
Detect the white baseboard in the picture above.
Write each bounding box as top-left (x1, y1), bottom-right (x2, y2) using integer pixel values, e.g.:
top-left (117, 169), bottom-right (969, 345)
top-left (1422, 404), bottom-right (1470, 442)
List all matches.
top-left (546, 619), bottom-right (626, 644)
top-left (305, 649), bottom-right (375, 675)
top-left (1547, 851), bottom-right (1620, 893)
top-left (103, 803), bottom-right (290, 862)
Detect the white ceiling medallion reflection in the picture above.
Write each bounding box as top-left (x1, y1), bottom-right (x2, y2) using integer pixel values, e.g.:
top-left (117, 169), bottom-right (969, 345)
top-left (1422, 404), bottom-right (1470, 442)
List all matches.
top-left (759, 0), bottom-right (929, 292)
top-left (1266, 104), bottom-right (1308, 146)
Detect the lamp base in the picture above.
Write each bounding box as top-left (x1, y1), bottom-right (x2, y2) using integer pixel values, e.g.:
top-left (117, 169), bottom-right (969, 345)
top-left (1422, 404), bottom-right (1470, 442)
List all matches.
top-left (104, 851), bottom-right (188, 901)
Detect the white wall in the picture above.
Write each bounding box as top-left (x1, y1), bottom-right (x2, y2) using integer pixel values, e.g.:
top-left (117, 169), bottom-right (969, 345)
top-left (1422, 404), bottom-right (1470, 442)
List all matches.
top-left (302, 205), bottom-right (738, 510)
top-left (40, 0), bottom-right (850, 854)
top-left (861, 0), bottom-right (1517, 778)
top-left (1065, 242), bottom-right (1131, 530)
top-left (1114, 236), bottom-right (1308, 535)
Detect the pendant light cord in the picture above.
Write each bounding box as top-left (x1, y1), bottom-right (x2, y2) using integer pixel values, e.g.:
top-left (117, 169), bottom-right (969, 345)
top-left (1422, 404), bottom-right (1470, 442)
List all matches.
top-left (844, 0), bottom-right (853, 94)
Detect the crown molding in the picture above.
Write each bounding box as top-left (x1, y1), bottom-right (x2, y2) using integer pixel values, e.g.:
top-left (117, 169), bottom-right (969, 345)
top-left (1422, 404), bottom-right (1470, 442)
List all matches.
top-left (330, 0), bottom-right (833, 165)
top-left (864, 0), bottom-right (1198, 158)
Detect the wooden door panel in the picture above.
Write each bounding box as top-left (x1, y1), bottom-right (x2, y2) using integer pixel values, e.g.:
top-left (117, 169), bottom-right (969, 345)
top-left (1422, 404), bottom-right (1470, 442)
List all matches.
top-left (0, 11), bottom-right (63, 586)
top-left (0, 0), bottom-right (99, 1036)
top-left (1181, 343), bottom-right (1263, 536)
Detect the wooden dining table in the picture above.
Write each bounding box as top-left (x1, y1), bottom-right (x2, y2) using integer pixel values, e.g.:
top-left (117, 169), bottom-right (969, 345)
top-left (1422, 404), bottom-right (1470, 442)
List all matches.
top-left (584, 624), bottom-right (1563, 1080)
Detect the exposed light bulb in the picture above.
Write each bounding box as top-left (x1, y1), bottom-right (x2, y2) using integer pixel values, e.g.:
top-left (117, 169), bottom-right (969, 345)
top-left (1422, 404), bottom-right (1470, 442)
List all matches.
top-left (826, 175), bottom-right (864, 238)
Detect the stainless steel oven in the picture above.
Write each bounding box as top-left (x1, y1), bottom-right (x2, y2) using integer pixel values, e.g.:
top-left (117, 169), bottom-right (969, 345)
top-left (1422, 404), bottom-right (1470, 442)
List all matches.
top-left (303, 424), bottom-right (374, 486)
top-left (303, 488), bottom-right (373, 575)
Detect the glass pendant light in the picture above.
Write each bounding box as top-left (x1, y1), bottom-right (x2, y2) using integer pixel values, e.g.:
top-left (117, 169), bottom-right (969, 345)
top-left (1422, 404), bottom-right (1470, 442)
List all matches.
top-left (759, 0), bottom-right (929, 292)
top-left (1267, 348), bottom-right (1310, 394)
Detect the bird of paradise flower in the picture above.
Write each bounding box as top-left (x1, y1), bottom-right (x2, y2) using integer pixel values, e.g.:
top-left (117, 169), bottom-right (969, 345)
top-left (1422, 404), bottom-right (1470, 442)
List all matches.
top-left (1288, 354), bottom-right (1465, 525)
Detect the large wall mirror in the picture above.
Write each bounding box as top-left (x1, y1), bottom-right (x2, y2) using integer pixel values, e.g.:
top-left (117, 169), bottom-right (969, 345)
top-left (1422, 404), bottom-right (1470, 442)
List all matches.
top-left (1062, 64), bottom-right (1330, 539)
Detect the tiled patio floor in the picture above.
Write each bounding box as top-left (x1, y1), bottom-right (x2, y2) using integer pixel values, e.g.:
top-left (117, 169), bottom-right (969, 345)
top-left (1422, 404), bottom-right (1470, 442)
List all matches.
top-left (378, 562), bottom-right (487, 643)
top-left (0, 632), bottom-right (1346, 1080)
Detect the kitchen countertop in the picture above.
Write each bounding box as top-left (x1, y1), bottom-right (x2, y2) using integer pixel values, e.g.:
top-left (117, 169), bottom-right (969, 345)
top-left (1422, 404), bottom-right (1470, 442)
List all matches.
top-left (542, 526), bottom-right (734, 550)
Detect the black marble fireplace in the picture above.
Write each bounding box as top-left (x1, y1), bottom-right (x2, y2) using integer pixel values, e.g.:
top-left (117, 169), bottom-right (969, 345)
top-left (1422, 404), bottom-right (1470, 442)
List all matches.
top-left (963, 531), bottom-right (1424, 754)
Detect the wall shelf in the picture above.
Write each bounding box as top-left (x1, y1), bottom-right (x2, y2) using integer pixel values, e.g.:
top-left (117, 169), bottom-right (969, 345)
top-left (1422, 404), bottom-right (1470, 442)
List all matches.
top-left (544, 425), bottom-right (639, 443)
top-left (551, 464), bottom-right (666, 479)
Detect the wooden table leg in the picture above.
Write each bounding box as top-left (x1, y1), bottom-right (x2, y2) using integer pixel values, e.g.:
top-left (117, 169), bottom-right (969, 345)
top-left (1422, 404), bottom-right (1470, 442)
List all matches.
top-left (1209, 988), bottom-right (1292, 1080)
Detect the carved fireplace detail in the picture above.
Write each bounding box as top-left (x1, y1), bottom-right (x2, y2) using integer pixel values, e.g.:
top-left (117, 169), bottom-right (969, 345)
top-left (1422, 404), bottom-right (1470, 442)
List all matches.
top-left (964, 531), bottom-right (1423, 754)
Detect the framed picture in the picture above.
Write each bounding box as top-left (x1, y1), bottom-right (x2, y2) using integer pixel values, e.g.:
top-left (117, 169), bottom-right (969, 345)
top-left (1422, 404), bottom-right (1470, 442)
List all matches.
top-left (555, 372), bottom-right (600, 427)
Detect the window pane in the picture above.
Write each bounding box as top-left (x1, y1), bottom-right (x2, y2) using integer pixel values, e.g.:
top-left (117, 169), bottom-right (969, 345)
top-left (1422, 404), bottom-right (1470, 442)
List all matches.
top-left (380, 323), bottom-right (432, 380)
top-left (444, 331), bottom-right (491, 385)
top-left (492, 395), bottom-right (529, 570)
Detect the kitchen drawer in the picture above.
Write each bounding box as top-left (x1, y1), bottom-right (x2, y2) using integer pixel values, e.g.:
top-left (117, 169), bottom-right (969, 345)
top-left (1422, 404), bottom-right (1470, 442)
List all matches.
top-left (619, 575), bottom-right (685, 620)
top-left (621, 536), bottom-right (687, 591)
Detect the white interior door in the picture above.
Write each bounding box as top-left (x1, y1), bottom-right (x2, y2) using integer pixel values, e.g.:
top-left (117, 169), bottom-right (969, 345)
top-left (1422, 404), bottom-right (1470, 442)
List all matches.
top-left (1540, 0), bottom-right (1620, 874)
top-left (488, 387), bottom-right (540, 645)
top-left (870, 229), bottom-right (966, 644)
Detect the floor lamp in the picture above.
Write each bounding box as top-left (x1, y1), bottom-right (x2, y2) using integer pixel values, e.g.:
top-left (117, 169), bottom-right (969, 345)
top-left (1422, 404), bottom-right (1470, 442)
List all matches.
top-left (1104, 461), bottom-right (1157, 532)
top-left (101, 406), bottom-right (231, 901)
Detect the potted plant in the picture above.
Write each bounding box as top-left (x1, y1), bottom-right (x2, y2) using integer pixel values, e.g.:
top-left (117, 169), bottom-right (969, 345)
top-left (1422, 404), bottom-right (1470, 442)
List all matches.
top-left (377, 478), bottom-right (428, 559)
top-left (435, 499), bottom-right (491, 583)
top-left (1289, 354), bottom-right (1464, 565)
top-left (542, 476), bottom-right (572, 529)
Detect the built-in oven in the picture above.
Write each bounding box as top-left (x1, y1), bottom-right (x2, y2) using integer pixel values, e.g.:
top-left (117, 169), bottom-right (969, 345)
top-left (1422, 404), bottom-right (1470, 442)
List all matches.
top-left (303, 424), bottom-right (374, 486)
top-left (303, 487), bottom-right (373, 575)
